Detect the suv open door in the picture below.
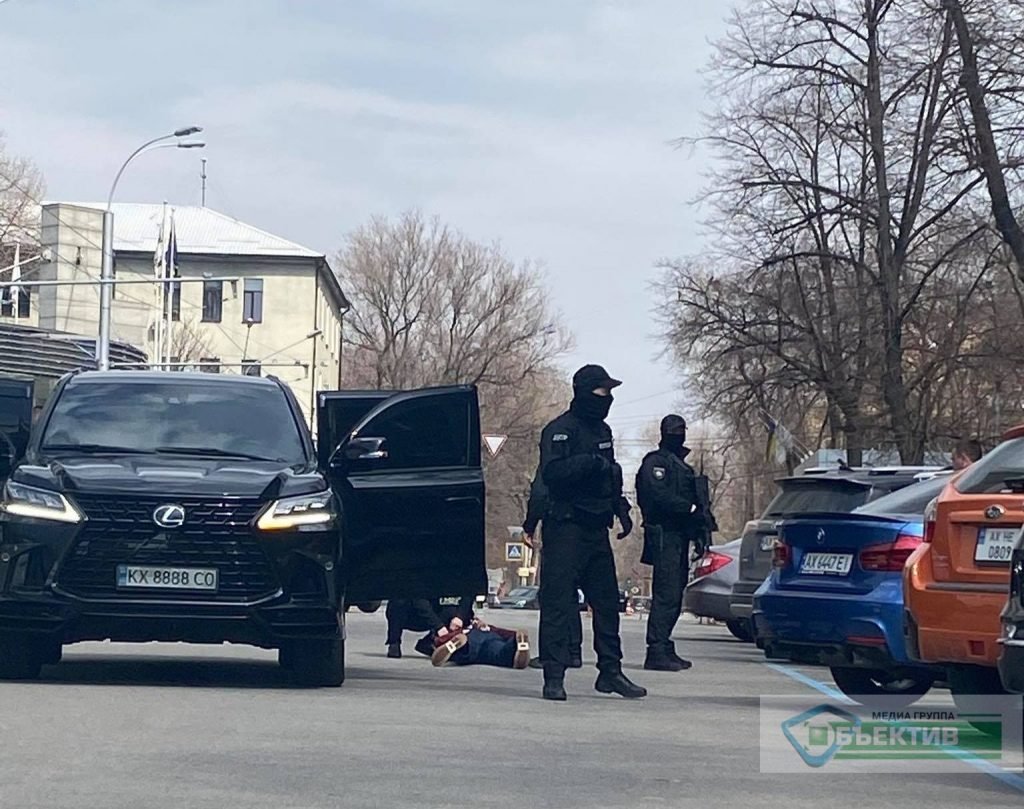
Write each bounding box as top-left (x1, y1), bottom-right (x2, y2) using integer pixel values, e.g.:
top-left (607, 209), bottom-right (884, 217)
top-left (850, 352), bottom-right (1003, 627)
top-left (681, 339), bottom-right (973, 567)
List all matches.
top-left (0, 376), bottom-right (33, 483)
top-left (319, 386), bottom-right (486, 603)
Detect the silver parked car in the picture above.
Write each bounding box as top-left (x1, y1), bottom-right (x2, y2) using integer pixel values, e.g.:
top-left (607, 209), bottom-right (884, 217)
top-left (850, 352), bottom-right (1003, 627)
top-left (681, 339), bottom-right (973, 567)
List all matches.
top-left (683, 538), bottom-right (749, 641)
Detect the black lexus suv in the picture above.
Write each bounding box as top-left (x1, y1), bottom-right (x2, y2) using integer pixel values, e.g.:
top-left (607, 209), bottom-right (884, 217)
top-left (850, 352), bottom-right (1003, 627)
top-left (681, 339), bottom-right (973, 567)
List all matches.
top-left (0, 371), bottom-right (485, 686)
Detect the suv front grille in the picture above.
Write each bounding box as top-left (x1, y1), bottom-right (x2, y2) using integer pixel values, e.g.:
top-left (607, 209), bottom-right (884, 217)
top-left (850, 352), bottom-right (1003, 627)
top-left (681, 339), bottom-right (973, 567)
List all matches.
top-left (56, 495), bottom-right (280, 602)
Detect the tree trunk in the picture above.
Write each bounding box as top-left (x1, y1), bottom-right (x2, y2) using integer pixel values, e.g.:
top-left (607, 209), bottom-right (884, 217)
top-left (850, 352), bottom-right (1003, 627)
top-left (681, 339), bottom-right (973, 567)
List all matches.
top-left (864, 0), bottom-right (915, 464)
top-left (944, 0), bottom-right (1024, 280)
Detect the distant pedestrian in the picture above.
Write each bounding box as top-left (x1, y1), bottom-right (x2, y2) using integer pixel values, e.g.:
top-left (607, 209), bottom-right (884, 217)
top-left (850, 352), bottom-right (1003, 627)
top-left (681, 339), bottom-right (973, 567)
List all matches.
top-left (952, 439), bottom-right (983, 471)
top-left (535, 364), bottom-right (645, 701)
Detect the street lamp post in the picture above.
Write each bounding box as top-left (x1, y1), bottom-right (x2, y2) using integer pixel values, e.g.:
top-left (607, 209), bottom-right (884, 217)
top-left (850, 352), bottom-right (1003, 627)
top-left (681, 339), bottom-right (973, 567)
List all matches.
top-left (97, 126), bottom-right (203, 371)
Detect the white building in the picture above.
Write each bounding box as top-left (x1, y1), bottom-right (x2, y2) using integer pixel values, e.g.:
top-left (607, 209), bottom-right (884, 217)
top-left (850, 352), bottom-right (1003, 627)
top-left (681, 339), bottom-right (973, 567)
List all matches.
top-left (2, 202), bottom-right (348, 427)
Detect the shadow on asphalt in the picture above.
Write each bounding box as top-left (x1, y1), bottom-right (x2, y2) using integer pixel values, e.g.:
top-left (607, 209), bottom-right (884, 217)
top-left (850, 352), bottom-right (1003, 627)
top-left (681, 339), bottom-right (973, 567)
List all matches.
top-left (32, 657), bottom-right (293, 689)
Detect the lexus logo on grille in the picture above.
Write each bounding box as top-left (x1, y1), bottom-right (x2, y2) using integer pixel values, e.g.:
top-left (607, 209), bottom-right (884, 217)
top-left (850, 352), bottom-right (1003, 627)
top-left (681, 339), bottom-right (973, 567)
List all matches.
top-left (153, 504), bottom-right (186, 528)
top-left (985, 505), bottom-right (1005, 521)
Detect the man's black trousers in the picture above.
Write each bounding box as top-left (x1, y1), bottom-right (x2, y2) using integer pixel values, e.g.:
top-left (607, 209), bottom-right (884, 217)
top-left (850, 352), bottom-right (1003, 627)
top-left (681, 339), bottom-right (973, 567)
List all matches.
top-left (645, 528), bottom-right (690, 655)
top-left (385, 599), bottom-right (439, 645)
top-left (539, 518), bottom-right (622, 676)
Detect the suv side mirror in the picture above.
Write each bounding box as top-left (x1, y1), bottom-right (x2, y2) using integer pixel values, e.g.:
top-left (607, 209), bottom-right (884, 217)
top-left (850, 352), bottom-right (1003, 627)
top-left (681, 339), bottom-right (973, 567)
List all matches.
top-left (335, 436), bottom-right (389, 465)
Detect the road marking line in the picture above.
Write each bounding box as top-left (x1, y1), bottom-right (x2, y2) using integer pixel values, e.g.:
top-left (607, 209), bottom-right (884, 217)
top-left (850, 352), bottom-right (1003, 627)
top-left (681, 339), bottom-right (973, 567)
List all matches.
top-left (766, 662), bottom-right (1024, 793)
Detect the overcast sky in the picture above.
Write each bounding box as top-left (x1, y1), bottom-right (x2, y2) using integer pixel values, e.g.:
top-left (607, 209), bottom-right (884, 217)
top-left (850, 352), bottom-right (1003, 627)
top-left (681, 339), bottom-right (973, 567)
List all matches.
top-left (1, 0), bottom-right (731, 452)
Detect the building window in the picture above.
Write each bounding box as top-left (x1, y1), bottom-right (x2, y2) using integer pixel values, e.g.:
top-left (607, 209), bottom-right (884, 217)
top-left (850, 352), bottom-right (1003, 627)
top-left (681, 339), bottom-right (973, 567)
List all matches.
top-left (202, 281), bottom-right (223, 323)
top-left (171, 281), bottom-right (181, 322)
top-left (0, 280), bottom-right (30, 319)
top-left (169, 355), bottom-right (182, 372)
top-left (242, 278), bottom-right (264, 324)
top-left (241, 359), bottom-right (262, 377)
top-left (199, 357), bottom-right (221, 374)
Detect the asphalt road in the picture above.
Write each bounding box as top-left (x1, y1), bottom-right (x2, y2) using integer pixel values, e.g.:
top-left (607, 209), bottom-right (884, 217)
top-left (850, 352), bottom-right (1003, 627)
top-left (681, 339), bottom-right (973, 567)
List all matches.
top-left (1, 610), bottom-right (1022, 809)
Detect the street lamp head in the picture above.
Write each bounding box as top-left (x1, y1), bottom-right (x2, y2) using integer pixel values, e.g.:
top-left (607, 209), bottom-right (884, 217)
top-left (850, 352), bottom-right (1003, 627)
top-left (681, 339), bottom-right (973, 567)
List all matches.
top-left (176, 141), bottom-right (206, 149)
top-left (173, 126), bottom-right (203, 137)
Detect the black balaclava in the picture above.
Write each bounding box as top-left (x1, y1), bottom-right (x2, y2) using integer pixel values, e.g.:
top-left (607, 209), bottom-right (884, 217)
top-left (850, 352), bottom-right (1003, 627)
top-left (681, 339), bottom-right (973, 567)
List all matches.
top-left (570, 364), bottom-right (621, 422)
top-left (659, 414), bottom-right (687, 456)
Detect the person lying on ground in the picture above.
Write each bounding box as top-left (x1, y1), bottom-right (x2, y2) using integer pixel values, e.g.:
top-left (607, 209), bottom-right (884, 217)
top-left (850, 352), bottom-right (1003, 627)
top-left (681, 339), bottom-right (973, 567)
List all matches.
top-left (430, 617), bottom-right (531, 670)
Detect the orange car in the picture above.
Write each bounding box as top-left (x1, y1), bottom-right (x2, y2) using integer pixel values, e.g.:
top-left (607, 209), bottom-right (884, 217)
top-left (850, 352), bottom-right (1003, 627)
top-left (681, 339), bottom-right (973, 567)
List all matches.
top-left (903, 427), bottom-right (1023, 698)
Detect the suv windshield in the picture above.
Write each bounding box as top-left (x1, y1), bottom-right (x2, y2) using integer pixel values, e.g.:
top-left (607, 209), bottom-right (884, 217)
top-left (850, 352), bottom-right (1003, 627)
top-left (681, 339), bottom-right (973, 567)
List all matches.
top-left (764, 481), bottom-right (870, 517)
top-left (40, 379), bottom-right (307, 465)
top-left (956, 437), bottom-right (1024, 494)
top-left (855, 474), bottom-right (951, 516)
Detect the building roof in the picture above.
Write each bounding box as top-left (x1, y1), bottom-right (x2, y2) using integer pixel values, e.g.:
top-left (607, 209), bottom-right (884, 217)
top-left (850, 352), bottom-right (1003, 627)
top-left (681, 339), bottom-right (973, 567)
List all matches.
top-left (52, 202), bottom-right (323, 259)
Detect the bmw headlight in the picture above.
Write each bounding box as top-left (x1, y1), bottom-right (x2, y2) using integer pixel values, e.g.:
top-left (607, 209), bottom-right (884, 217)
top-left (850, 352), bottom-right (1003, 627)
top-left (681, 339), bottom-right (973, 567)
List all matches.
top-left (1, 481), bottom-right (83, 524)
top-left (256, 490), bottom-right (336, 532)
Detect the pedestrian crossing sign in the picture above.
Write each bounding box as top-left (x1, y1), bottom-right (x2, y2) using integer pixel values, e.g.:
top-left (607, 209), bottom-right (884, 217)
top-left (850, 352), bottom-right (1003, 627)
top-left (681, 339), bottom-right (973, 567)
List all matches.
top-left (506, 542), bottom-right (525, 562)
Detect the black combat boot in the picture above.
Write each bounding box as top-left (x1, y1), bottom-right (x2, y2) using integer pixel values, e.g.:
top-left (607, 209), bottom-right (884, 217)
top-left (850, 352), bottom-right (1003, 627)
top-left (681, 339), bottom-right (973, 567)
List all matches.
top-left (386, 643), bottom-right (402, 659)
top-left (644, 649), bottom-right (684, 672)
top-left (595, 670), bottom-right (647, 699)
top-left (543, 664), bottom-right (568, 701)
top-left (668, 650), bottom-right (693, 670)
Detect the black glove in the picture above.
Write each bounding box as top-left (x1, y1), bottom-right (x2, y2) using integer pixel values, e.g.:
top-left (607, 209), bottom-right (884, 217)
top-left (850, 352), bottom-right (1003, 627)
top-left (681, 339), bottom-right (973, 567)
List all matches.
top-left (617, 510), bottom-right (633, 540)
top-left (692, 535), bottom-right (710, 557)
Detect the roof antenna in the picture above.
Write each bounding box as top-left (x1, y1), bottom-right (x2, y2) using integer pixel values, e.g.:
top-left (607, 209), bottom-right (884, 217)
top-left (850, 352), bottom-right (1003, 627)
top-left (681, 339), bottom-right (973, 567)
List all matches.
top-left (201, 158), bottom-right (208, 207)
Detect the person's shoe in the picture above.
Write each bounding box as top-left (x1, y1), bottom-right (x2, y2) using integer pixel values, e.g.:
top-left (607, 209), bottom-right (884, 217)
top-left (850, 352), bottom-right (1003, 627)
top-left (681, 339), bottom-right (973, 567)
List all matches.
top-left (386, 643), bottom-right (402, 659)
top-left (414, 634), bottom-right (436, 658)
top-left (528, 656), bottom-right (544, 670)
top-left (513, 631), bottom-right (531, 670)
top-left (431, 632), bottom-right (468, 667)
top-left (543, 679), bottom-right (568, 701)
top-left (433, 627), bottom-right (461, 648)
top-left (569, 654), bottom-right (583, 669)
top-left (668, 652), bottom-right (693, 670)
top-left (644, 651), bottom-right (684, 672)
top-left (595, 671), bottom-right (647, 699)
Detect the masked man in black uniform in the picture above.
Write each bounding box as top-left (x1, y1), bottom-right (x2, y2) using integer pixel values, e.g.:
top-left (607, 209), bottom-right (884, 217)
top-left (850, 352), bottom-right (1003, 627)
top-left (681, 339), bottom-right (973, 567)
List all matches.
top-left (536, 365), bottom-right (646, 701)
top-left (636, 414), bottom-right (714, 671)
top-left (523, 471), bottom-right (583, 670)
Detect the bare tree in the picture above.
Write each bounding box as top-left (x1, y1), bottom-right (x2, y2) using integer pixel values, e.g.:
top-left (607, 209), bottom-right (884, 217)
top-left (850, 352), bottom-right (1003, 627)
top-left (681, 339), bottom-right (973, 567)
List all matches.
top-left (942, 0), bottom-right (1024, 278)
top-left (166, 319), bottom-right (217, 371)
top-left (0, 134), bottom-right (44, 248)
top-left (336, 210), bottom-right (573, 559)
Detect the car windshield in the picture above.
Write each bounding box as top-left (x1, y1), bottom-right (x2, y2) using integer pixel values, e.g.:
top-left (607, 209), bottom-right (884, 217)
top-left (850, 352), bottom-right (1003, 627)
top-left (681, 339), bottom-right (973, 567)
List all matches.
top-left (764, 481), bottom-right (870, 517)
top-left (40, 379), bottom-right (307, 465)
top-left (955, 437), bottom-right (1024, 494)
top-left (855, 475), bottom-right (951, 516)
top-left (506, 588), bottom-right (535, 598)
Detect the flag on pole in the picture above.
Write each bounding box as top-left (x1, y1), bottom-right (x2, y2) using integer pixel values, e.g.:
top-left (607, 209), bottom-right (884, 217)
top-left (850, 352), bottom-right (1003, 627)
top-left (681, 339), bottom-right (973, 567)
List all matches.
top-left (163, 209), bottom-right (179, 368)
top-left (10, 242), bottom-right (21, 318)
top-left (765, 415), bottom-right (795, 466)
top-left (151, 206), bottom-right (168, 367)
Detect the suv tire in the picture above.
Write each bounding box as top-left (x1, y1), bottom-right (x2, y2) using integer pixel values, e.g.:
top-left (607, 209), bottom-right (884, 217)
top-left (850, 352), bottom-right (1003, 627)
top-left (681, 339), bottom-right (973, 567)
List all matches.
top-left (285, 637), bottom-right (345, 688)
top-left (726, 619), bottom-right (754, 643)
top-left (0, 638), bottom-right (44, 681)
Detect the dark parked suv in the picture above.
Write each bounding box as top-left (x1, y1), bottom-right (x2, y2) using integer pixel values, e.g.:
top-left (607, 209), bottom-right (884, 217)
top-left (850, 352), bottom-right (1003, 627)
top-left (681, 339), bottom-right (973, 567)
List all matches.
top-left (729, 467), bottom-right (939, 638)
top-left (0, 371), bottom-right (485, 686)
top-left (998, 530), bottom-right (1024, 693)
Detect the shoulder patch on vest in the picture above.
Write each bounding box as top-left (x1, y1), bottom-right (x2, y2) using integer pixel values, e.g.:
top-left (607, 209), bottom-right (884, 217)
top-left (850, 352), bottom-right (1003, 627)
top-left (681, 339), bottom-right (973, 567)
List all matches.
top-left (552, 433), bottom-right (569, 442)
top-left (653, 467), bottom-right (666, 480)
top-left (598, 441), bottom-right (613, 450)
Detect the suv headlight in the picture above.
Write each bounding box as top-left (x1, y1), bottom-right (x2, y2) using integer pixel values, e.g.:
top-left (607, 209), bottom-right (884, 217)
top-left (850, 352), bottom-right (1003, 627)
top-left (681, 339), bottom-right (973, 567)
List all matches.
top-left (1, 481), bottom-right (83, 524)
top-left (257, 491), bottom-right (335, 532)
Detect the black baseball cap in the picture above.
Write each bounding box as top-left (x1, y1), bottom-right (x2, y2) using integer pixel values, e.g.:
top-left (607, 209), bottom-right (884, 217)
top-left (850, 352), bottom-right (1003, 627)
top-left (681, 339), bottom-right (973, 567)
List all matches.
top-left (572, 364), bottom-right (622, 391)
